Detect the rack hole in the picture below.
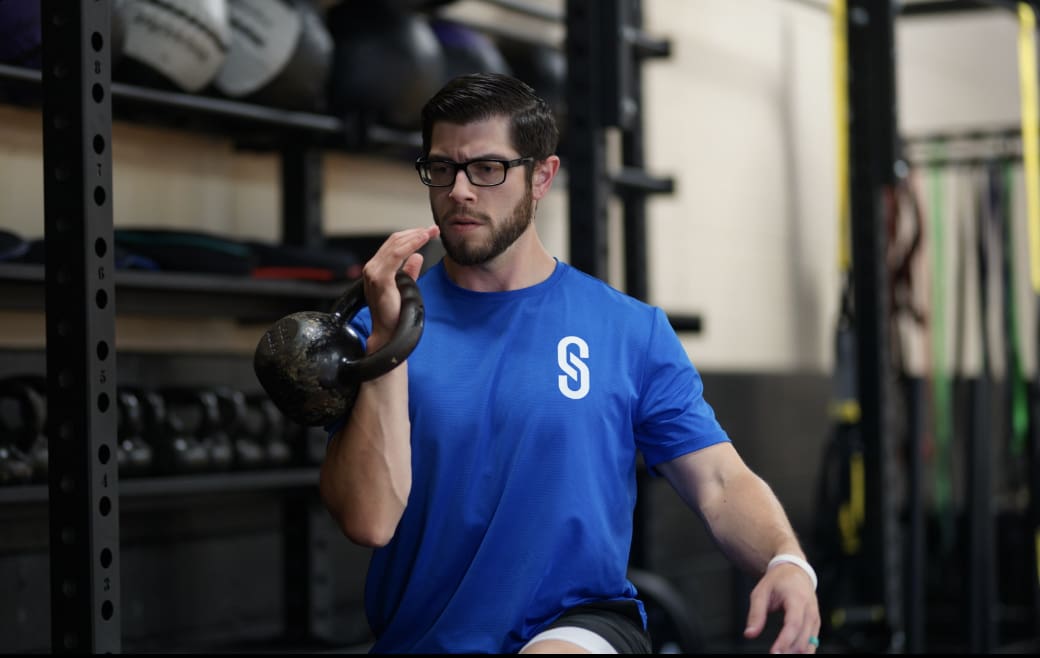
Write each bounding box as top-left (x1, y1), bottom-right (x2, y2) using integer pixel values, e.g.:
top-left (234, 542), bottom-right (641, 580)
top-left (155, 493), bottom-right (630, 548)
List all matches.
top-left (96, 340), bottom-right (109, 360)
top-left (98, 496), bottom-right (111, 516)
top-left (100, 548), bottom-right (112, 568)
top-left (97, 392), bottom-right (109, 412)
top-left (98, 443), bottom-right (110, 464)
top-left (93, 135), bottom-right (105, 155)
top-left (91, 32), bottom-right (104, 52)
top-left (91, 83), bottom-right (104, 103)
top-left (93, 186), bottom-right (106, 206)
top-left (95, 288), bottom-right (108, 309)
top-left (101, 600), bottom-right (113, 620)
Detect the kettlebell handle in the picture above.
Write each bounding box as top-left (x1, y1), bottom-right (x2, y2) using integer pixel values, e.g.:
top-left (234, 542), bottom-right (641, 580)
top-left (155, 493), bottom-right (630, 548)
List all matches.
top-left (253, 270), bottom-right (424, 428)
top-left (331, 270), bottom-right (425, 384)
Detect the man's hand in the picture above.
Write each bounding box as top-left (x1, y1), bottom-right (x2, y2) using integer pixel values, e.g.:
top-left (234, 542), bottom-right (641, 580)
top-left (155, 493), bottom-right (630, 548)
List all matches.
top-left (362, 225), bottom-right (439, 352)
top-left (743, 561), bottom-right (821, 654)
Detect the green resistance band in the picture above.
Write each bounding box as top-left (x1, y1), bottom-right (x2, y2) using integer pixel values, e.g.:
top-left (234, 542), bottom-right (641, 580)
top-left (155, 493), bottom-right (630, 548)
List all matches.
top-left (1002, 163), bottom-right (1028, 457)
top-left (927, 144), bottom-right (954, 551)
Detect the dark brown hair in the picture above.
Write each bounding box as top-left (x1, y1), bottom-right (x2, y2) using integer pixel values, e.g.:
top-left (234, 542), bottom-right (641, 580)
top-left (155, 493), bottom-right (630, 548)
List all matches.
top-left (420, 72), bottom-right (559, 161)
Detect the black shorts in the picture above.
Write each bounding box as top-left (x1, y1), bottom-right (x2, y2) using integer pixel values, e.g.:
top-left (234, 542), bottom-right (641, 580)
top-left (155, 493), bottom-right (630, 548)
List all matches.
top-left (535, 599), bottom-right (653, 654)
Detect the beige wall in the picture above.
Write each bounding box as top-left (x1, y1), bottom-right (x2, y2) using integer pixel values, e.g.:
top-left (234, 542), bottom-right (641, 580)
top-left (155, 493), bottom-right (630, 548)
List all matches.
top-left (643, 0), bottom-right (840, 372)
top-left (0, 0), bottom-right (1034, 376)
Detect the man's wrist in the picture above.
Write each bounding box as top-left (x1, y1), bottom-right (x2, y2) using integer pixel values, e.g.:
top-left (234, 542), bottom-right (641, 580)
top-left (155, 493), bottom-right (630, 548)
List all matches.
top-left (767, 553), bottom-right (818, 591)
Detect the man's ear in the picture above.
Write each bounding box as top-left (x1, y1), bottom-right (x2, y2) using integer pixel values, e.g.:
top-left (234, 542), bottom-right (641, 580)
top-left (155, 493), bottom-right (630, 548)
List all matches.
top-left (532, 155), bottom-right (561, 201)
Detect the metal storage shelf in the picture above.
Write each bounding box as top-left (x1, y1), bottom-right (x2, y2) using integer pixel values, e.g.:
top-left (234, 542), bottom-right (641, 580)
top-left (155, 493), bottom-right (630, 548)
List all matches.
top-left (0, 467), bottom-right (320, 505)
top-left (0, 62), bottom-right (421, 152)
top-left (0, 263), bottom-right (348, 320)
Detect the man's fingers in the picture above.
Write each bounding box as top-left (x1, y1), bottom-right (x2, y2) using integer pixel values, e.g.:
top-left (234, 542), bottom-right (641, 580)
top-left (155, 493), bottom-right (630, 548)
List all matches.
top-left (768, 620), bottom-right (804, 654)
top-left (743, 588), bottom-right (768, 639)
top-left (364, 225), bottom-right (439, 284)
top-left (401, 253), bottom-right (425, 281)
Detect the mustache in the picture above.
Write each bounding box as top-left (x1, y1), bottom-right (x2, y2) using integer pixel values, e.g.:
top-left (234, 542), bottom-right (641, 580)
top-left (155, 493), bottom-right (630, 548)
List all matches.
top-left (440, 209), bottom-right (492, 223)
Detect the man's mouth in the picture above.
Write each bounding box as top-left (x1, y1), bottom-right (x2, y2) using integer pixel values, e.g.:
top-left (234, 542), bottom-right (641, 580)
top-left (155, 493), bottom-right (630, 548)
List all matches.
top-left (444, 214), bottom-right (485, 228)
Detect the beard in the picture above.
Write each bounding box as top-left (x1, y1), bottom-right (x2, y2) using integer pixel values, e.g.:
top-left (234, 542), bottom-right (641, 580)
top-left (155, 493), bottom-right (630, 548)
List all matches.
top-left (436, 187), bottom-right (534, 266)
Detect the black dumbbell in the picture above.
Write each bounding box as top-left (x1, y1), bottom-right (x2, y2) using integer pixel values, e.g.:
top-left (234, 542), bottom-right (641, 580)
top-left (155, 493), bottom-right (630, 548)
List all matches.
top-left (212, 386), bottom-right (266, 471)
top-left (116, 388), bottom-right (155, 477)
top-left (162, 388), bottom-right (234, 472)
top-left (0, 375), bottom-right (48, 482)
top-left (139, 388), bottom-right (209, 475)
top-left (0, 379), bottom-right (34, 486)
top-left (0, 442), bottom-right (34, 485)
top-left (243, 393), bottom-right (294, 468)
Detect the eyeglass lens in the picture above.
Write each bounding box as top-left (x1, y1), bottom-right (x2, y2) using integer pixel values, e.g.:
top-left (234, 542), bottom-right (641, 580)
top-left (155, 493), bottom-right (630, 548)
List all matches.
top-left (425, 161), bottom-right (507, 187)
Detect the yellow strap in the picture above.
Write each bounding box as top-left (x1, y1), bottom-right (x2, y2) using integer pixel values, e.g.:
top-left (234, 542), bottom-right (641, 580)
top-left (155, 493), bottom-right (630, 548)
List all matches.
top-left (1018, 1), bottom-right (1040, 593)
top-left (833, 0), bottom-right (851, 275)
top-left (1019, 3), bottom-right (1040, 293)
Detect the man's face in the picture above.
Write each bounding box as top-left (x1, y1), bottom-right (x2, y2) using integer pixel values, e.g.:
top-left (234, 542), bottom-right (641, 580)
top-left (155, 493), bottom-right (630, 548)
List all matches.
top-left (427, 117), bottom-right (533, 266)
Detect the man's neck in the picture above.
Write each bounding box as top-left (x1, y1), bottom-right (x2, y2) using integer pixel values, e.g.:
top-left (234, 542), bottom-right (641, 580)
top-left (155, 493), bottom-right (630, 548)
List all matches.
top-left (443, 234), bottom-right (556, 293)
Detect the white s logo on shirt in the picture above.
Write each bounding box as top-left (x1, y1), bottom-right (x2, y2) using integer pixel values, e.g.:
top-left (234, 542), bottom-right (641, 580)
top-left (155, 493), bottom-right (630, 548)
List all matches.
top-left (557, 336), bottom-right (590, 400)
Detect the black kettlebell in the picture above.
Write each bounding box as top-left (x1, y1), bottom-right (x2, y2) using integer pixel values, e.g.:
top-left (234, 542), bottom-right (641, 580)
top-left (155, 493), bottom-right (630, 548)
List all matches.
top-left (0, 375), bottom-right (48, 482)
top-left (254, 270), bottom-right (424, 427)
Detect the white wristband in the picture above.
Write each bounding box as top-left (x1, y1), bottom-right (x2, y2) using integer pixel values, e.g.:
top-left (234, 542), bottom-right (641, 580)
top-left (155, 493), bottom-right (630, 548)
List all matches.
top-left (767, 553), bottom-right (818, 591)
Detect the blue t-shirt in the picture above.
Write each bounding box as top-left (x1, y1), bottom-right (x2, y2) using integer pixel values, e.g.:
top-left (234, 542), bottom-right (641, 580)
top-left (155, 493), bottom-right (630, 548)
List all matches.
top-left (340, 260), bottom-right (729, 653)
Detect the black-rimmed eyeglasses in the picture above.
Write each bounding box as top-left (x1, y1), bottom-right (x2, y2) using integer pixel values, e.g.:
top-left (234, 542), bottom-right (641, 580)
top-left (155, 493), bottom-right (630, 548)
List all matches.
top-left (415, 157), bottom-right (534, 187)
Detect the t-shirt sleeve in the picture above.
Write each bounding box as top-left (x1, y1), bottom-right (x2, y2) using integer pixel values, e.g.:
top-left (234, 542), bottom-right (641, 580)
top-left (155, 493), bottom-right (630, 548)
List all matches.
top-left (634, 307), bottom-right (730, 471)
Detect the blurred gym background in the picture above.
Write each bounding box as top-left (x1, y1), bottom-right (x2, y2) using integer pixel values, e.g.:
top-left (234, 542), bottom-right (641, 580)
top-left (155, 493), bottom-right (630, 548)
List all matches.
top-left (1, 0), bottom-right (1039, 653)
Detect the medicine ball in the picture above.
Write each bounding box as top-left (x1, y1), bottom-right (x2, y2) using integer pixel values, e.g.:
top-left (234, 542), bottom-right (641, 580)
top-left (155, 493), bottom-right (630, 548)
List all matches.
top-left (0, 0), bottom-right (126, 70)
top-left (0, 0), bottom-right (41, 68)
top-left (0, 229), bottom-right (28, 263)
top-left (327, 2), bottom-right (445, 131)
top-left (114, 0), bottom-right (231, 94)
top-left (112, 0), bottom-right (129, 66)
top-left (430, 19), bottom-right (511, 85)
top-left (214, 0), bottom-right (332, 111)
top-left (496, 36), bottom-right (567, 129)
top-left (387, 0), bottom-right (460, 10)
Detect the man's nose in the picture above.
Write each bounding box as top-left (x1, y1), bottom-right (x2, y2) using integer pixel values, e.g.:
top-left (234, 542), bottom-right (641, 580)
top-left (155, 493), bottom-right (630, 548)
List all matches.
top-left (448, 168), bottom-right (477, 200)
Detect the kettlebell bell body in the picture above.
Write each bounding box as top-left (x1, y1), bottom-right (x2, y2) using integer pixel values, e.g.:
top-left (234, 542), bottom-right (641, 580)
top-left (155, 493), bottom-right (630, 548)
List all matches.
top-left (254, 271), bottom-right (424, 427)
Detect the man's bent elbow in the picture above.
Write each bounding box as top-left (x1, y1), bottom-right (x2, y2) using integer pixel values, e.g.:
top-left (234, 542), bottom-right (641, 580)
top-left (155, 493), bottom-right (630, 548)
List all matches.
top-left (340, 516), bottom-right (396, 548)
top-left (319, 480), bottom-right (401, 548)
top-left (320, 495), bottom-right (398, 547)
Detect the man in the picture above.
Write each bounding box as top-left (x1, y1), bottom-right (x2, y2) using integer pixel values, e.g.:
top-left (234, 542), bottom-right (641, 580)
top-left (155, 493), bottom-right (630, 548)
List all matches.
top-left (319, 72), bottom-right (820, 654)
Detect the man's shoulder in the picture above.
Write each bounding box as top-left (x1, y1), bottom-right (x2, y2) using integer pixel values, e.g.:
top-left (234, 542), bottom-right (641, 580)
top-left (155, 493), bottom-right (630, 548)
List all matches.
top-left (557, 261), bottom-right (659, 314)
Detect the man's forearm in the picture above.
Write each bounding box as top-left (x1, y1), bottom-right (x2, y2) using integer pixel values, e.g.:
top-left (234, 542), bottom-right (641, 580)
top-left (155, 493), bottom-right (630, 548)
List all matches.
top-left (700, 469), bottom-right (805, 575)
top-left (319, 365), bottom-right (412, 547)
